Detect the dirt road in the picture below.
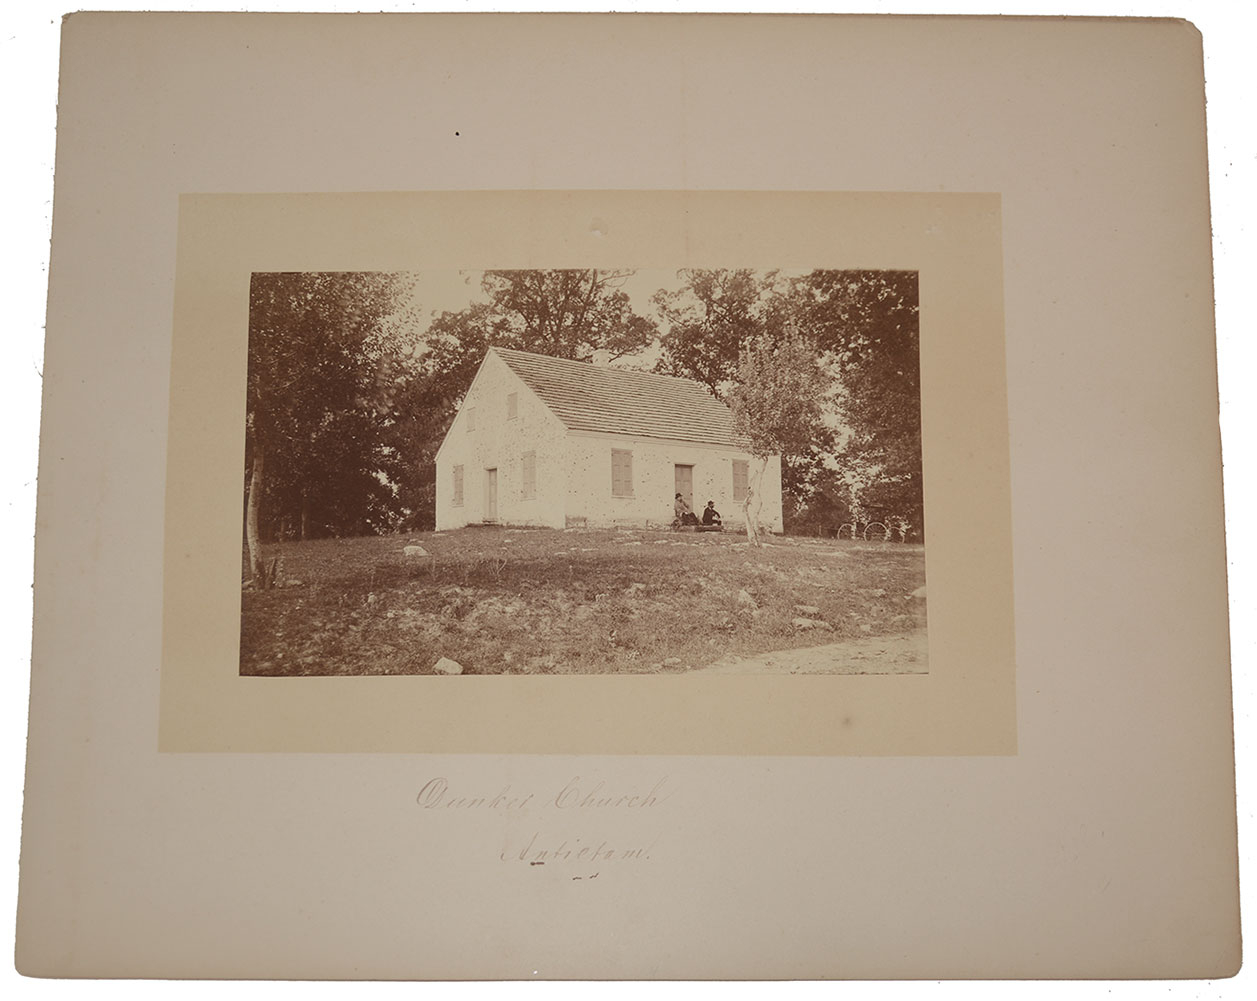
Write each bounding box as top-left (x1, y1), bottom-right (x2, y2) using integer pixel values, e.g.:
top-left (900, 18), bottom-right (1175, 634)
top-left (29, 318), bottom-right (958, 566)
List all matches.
top-left (693, 628), bottom-right (928, 675)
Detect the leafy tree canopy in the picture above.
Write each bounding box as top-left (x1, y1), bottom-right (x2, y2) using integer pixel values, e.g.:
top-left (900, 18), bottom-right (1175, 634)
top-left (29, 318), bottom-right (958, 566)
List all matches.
top-left (652, 269), bottom-right (797, 398)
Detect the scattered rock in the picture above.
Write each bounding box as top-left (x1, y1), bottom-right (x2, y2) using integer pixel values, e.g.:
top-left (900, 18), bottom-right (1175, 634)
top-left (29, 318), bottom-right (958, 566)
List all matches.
top-left (433, 656), bottom-right (463, 675)
top-left (794, 604), bottom-right (821, 616)
top-left (736, 589), bottom-right (757, 607)
top-left (792, 616), bottom-right (832, 631)
top-left (366, 593), bottom-right (377, 606)
top-left (625, 582), bottom-right (647, 595)
top-left (403, 545), bottom-right (430, 557)
top-left (910, 586), bottom-right (927, 599)
top-left (663, 657), bottom-right (683, 666)
top-left (859, 623), bottom-right (873, 633)
top-left (284, 579), bottom-right (303, 588)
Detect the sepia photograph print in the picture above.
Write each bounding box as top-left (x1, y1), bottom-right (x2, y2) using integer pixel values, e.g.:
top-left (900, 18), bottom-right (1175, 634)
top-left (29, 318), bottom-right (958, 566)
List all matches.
top-left (240, 267), bottom-right (926, 678)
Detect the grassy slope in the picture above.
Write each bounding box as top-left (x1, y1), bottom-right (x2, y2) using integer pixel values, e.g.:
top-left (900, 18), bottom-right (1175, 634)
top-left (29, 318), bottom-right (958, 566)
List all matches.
top-left (240, 526), bottom-right (927, 676)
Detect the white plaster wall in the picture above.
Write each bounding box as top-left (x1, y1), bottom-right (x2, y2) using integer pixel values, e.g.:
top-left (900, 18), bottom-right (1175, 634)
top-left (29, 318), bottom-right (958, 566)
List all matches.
top-left (434, 353), bottom-right (569, 530)
top-left (563, 431), bottom-right (783, 532)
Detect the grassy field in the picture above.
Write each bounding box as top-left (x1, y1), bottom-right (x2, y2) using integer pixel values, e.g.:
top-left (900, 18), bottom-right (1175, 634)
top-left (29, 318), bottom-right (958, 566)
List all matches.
top-left (239, 526), bottom-right (927, 676)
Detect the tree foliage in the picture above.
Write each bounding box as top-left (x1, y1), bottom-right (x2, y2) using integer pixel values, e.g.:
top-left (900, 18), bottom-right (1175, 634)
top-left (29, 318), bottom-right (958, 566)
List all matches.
top-left (726, 328), bottom-right (832, 543)
top-left (481, 269), bottom-right (656, 362)
top-left (652, 269), bottom-right (795, 397)
top-left (658, 268), bottom-right (923, 539)
top-left (727, 328), bottom-right (830, 462)
top-left (246, 271), bottom-right (413, 556)
top-left (796, 270), bottom-right (922, 533)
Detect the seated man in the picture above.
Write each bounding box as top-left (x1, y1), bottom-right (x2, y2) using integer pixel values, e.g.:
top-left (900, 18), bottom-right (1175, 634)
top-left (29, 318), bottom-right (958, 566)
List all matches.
top-left (701, 500), bottom-right (722, 527)
top-left (674, 493), bottom-right (701, 526)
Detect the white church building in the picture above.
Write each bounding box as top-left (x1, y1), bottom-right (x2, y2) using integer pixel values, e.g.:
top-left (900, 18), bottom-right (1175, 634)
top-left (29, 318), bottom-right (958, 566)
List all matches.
top-left (434, 347), bottom-right (783, 533)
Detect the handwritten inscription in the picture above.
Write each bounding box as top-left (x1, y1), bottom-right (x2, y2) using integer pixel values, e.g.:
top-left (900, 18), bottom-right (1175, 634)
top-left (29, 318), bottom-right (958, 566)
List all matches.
top-left (501, 832), bottom-right (657, 865)
top-left (415, 775), bottom-right (671, 811)
top-left (416, 775), bottom-right (672, 878)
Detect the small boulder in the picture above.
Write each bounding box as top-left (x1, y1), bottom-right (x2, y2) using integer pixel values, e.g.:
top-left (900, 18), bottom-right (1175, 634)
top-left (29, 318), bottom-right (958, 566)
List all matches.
top-left (663, 657), bottom-right (683, 666)
top-left (792, 616), bottom-right (831, 631)
top-left (433, 656), bottom-right (464, 675)
top-left (736, 589), bottom-right (757, 607)
top-left (404, 544), bottom-right (430, 557)
top-left (794, 604), bottom-right (821, 616)
top-left (625, 582), bottom-right (647, 596)
top-left (910, 586), bottom-right (927, 599)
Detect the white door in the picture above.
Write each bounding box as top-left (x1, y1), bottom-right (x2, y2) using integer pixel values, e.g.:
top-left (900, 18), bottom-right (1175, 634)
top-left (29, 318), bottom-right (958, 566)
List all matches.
top-left (675, 464), bottom-right (694, 510)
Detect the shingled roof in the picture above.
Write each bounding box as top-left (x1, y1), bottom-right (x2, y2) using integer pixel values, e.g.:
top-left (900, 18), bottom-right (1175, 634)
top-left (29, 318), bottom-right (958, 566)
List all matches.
top-left (492, 347), bottom-right (747, 449)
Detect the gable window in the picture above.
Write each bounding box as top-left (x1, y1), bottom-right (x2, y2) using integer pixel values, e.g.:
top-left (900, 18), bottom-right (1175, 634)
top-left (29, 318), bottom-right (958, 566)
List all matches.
top-left (453, 464), bottom-right (464, 506)
top-left (611, 449), bottom-right (634, 497)
top-left (466, 407), bottom-right (476, 432)
top-left (507, 392), bottom-right (518, 419)
top-left (732, 459), bottom-right (749, 503)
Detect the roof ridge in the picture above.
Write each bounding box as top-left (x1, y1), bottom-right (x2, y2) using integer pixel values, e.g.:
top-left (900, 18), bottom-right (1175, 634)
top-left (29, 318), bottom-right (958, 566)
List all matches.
top-left (490, 345), bottom-right (716, 388)
top-left (490, 346), bottom-right (747, 449)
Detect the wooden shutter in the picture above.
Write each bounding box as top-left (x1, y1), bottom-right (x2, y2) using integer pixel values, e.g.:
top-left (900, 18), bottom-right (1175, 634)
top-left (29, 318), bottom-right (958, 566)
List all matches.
top-left (732, 460), bottom-right (749, 503)
top-left (453, 465), bottom-right (464, 505)
top-left (611, 449), bottom-right (633, 496)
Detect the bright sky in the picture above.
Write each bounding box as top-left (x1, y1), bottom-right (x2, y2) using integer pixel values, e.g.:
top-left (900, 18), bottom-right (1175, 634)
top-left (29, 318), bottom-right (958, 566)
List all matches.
top-left (401, 268), bottom-right (687, 335)
top-left (396, 268), bottom-right (812, 362)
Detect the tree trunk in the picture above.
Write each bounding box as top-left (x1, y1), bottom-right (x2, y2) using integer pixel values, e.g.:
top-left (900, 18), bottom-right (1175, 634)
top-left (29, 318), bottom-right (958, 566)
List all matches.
top-left (752, 457), bottom-right (768, 542)
top-left (742, 457), bottom-right (771, 547)
top-left (246, 445), bottom-right (267, 588)
top-left (742, 492), bottom-right (758, 546)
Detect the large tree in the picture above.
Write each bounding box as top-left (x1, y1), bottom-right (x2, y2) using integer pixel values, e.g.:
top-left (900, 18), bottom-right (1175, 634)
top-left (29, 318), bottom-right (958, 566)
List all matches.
top-left (245, 271), bottom-right (412, 583)
top-left (480, 269), bottom-right (656, 362)
top-left (652, 268), bottom-right (796, 398)
top-left (726, 327), bottom-right (832, 545)
top-left (795, 270), bottom-right (923, 536)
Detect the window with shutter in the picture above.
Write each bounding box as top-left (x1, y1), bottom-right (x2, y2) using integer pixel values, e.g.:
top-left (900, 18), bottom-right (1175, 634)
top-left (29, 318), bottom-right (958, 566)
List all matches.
top-left (507, 392), bottom-right (518, 419)
top-left (466, 407), bottom-right (476, 432)
top-left (611, 449), bottom-right (633, 497)
top-left (453, 465), bottom-right (464, 506)
top-left (732, 459), bottom-right (749, 503)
